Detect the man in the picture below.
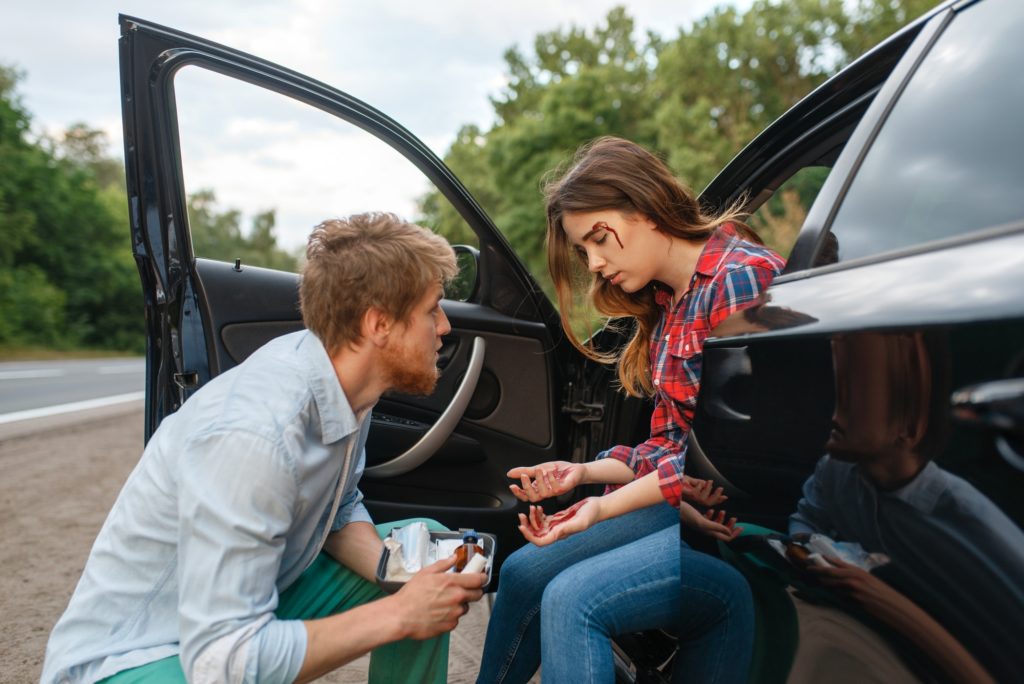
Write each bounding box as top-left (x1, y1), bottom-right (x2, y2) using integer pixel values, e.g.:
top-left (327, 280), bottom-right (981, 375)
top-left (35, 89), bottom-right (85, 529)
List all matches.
top-left (42, 213), bottom-right (486, 683)
top-left (788, 331), bottom-right (1020, 683)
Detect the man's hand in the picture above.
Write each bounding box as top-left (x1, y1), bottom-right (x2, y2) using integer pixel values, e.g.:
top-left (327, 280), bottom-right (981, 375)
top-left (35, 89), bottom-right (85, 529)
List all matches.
top-left (507, 461), bottom-right (585, 503)
top-left (804, 555), bottom-right (900, 615)
top-left (679, 502), bottom-right (742, 541)
top-left (682, 475), bottom-right (728, 508)
top-left (806, 557), bottom-right (996, 684)
top-left (517, 497), bottom-right (601, 546)
top-left (390, 556), bottom-right (486, 640)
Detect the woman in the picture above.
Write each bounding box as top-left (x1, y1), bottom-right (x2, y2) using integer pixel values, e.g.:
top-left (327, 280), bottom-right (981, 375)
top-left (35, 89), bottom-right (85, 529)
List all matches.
top-left (477, 137), bottom-right (785, 684)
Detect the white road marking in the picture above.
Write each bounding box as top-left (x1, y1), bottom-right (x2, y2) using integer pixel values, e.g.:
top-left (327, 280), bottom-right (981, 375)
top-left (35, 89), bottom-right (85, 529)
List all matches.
top-left (0, 392), bottom-right (145, 425)
top-left (96, 365), bottom-right (142, 375)
top-left (0, 369), bottom-right (66, 380)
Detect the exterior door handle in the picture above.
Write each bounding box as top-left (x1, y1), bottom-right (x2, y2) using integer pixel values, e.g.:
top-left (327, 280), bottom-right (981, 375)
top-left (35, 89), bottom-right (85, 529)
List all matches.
top-left (951, 377), bottom-right (1024, 471)
top-left (951, 378), bottom-right (1024, 433)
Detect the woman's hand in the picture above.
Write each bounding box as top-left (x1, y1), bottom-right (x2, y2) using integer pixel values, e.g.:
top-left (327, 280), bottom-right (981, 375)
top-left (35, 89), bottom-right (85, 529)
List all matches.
top-left (682, 475), bottom-right (727, 507)
top-left (507, 461), bottom-right (585, 503)
top-left (517, 497), bottom-right (601, 546)
top-left (679, 502), bottom-right (742, 541)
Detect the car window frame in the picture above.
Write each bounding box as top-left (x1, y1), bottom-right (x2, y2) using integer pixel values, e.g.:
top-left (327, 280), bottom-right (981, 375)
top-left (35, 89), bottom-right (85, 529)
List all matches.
top-left (120, 16), bottom-right (547, 318)
top-left (776, 6), bottom-right (957, 280)
top-left (783, 2), bottom-right (1024, 281)
top-left (119, 15), bottom-right (566, 434)
top-left (697, 3), bottom-right (949, 278)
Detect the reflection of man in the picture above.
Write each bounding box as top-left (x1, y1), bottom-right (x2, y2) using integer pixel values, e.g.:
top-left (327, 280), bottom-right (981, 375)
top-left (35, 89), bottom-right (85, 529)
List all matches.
top-left (42, 213), bottom-right (486, 684)
top-left (790, 332), bottom-right (1024, 683)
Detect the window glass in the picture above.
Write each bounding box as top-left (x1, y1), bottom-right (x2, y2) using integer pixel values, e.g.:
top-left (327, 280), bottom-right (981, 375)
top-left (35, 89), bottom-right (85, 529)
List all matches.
top-left (748, 166), bottom-right (831, 259)
top-left (828, 0), bottom-right (1024, 263)
top-left (173, 66), bottom-right (477, 273)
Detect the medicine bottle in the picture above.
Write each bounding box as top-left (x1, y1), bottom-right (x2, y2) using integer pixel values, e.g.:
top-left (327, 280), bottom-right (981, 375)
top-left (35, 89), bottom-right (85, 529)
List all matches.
top-left (454, 530), bottom-right (484, 572)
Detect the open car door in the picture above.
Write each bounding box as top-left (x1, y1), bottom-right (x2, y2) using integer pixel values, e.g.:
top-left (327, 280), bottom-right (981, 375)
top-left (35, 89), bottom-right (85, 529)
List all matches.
top-left (118, 15), bottom-right (579, 569)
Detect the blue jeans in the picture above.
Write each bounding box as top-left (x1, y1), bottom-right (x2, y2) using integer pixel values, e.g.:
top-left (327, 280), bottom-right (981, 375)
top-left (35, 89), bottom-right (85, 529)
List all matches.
top-left (477, 503), bottom-right (754, 684)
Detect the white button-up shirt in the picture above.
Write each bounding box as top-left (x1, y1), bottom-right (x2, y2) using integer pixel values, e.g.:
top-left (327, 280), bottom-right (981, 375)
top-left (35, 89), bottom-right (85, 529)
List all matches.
top-left (42, 331), bottom-right (372, 683)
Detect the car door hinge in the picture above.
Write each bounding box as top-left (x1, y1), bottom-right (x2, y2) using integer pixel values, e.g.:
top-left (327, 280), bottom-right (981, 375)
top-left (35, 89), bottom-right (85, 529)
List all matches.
top-left (562, 400), bottom-right (604, 424)
top-left (173, 371), bottom-right (200, 390)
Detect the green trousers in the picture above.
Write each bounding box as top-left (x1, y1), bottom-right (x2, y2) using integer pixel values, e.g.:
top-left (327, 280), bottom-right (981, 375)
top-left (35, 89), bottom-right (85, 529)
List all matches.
top-left (99, 518), bottom-right (448, 684)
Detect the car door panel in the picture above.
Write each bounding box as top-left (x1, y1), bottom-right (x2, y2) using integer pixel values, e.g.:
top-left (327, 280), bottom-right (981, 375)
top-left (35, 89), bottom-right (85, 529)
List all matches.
top-left (120, 15), bottom-right (575, 568)
top-left (697, 231), bottom-right (1024, 681)
top-left (694, 337), bottom-right (835, 515)
top-left (192, 255), bottom-right (560, 569)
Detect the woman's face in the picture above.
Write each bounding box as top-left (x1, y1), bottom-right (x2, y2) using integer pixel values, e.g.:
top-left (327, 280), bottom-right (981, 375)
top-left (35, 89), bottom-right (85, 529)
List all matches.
top-left (562, 209), bottom-right (665, 294)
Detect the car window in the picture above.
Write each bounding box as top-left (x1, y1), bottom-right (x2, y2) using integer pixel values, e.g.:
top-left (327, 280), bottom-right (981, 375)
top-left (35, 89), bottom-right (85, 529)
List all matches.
top-left (173, 65), bottom-right (478, 273)
top-left (827, 0), bottom-right (1024, 263)
top-left (748, 166), bottom-right (831, 259)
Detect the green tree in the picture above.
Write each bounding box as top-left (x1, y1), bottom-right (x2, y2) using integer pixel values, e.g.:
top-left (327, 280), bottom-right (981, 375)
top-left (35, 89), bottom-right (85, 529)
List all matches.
top-left (424, 7), bottom-right (660, 286)
top-left (653, 0), bottom-right (938, 189)
top-left (187, 189), bottom-right (299, 272)
top-left (58, 122), bottom-right (126, 191)
top-left (0, 64), bottom-right (142, 352)
top-left (421, 0), bottom-right (940, 286)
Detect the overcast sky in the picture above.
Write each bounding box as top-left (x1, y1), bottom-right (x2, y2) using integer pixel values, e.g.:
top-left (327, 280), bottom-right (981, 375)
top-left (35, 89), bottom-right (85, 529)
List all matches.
top-left (2, 0), bottom-right (742, 250)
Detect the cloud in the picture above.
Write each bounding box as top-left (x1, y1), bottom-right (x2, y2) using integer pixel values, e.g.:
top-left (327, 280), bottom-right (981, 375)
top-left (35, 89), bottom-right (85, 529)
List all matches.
top-left (3, 0), bottom-right (741, 251)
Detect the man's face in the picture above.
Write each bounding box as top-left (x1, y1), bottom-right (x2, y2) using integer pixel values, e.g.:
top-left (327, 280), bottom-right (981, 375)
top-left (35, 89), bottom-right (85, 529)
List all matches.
top-left (827, 334), bottom-right (902, 464)
top-left (381, 282), bottom-right (451, 396)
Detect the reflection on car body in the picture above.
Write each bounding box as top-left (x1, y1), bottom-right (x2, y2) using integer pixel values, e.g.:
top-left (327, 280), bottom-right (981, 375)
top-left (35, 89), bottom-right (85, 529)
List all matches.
top-left (689, 0), bottom-right (1024, 681)
top-left (788, 331), bottom-right (1024, 681)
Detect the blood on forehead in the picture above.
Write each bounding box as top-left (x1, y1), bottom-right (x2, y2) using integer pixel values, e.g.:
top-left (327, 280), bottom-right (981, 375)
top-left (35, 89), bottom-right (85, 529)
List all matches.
top-left (590, 221), bottom-right (624, 249)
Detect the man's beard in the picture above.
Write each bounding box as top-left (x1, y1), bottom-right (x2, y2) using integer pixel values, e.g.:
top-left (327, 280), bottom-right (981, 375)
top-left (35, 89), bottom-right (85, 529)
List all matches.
top-left (381, 337), bottom-right (439, 396)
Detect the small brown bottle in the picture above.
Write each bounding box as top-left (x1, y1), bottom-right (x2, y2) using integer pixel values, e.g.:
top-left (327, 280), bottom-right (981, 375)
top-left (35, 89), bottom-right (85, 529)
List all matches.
top-left (454, 530), bottom-right (484, 572)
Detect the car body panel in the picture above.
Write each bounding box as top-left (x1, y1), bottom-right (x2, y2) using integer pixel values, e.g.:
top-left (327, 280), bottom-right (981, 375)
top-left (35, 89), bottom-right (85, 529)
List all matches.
top-left (694, 0), bottom-right (1024, 679)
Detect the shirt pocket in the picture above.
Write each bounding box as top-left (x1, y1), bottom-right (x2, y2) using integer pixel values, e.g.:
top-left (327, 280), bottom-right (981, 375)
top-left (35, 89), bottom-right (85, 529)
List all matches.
top-left (669, 328), bottom-right (705, 360)
top-left (660, 330), bottom-right (705, 409)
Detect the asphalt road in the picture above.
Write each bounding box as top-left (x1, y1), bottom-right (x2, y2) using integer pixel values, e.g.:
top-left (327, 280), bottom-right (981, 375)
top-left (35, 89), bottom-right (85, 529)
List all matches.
top-left (0, 357), bottom-right (144, 415)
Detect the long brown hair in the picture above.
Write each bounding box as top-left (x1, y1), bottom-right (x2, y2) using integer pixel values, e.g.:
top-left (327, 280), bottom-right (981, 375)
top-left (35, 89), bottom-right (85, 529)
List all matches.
top-left (545, 137), bottom-right (755, 397)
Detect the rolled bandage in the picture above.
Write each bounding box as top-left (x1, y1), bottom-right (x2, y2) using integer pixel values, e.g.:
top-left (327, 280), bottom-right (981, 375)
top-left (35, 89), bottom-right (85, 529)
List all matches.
top-left (806, 552), bottom-right (832, 568)
top-left (460, 552), bottom-right (487, 574)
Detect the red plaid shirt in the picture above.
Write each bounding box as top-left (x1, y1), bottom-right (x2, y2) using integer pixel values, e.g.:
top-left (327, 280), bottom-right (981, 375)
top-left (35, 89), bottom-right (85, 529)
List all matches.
top-left (600, 223), bottom-right (785, 507)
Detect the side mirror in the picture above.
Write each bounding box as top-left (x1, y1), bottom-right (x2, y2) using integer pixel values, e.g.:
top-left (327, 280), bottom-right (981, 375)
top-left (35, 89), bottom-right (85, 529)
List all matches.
top-left (445, 245), bottom-right (480, 302)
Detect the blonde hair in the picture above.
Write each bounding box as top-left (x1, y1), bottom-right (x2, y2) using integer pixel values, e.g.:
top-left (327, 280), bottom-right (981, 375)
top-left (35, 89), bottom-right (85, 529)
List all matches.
top-left (545, 137), bottom-right (757, 397)
top-left (300, 212), bottom-right (457, 354)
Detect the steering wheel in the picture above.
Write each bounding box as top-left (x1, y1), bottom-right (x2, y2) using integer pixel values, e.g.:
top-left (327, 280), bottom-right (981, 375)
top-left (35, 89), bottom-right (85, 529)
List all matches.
top-left (363, 336), bottom-right (486, 478)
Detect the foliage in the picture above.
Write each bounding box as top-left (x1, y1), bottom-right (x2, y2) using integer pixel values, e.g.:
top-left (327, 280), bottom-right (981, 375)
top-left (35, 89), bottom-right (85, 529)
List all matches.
top-left (187, 190), bottom-right (299, 273)
top-left (422, 0), bottom-right (940, 285)
top-left (0, 64), bottom-right (140, 352)
top-left (0, 65), bottom-right (297, 354)
top-left (0, 0), bottom-right (940, 352)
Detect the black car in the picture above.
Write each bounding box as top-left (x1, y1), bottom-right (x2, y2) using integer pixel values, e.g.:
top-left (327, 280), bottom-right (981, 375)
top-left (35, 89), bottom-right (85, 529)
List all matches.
top-left (119, 0), bottom-right (1022, 681)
